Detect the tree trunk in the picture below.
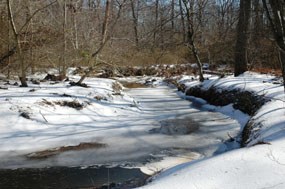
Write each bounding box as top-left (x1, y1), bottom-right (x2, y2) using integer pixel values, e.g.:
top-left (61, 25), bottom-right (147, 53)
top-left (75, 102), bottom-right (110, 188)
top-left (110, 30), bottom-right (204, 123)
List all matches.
top-left (179, 0), bottom-right (186, 42)
top-left (76, 0), bottom-right (121, 85)
top-left (101, 0), bottom-right (111, 45)
top-left (60, 0), bottom-right (67, 77)
top-left (130, 0), bottom-right (139, 47)
top-left (153, 0), bottom-right (159, 46)
top-left (280, 50), bottom-right (285, 89)
top-left (72, 0), bottom-right (79, 50)
top-left (171, 0), bottom-right (175, 30)
top-left (182, 0), bottom-right (204, 82)
top-left (7, 0), bottom-right (28, 87)
top-left (262, 0), bottom-right (285, 88)
top-left (234, 0), bottom-right (251, 76)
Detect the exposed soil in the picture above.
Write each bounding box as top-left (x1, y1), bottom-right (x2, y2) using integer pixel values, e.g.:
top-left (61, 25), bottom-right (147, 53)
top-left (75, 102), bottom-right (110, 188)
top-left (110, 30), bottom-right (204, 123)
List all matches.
top-left (43, 74), bottom-right (67, 81)
top-left (27, 142), bottom-right (107, 159)
top-left (185, 86), bottom-right (268, 116)
top-left (96, 64), bottom-right (195, 78)
top-left (54, 100), bottom-right (85, 110)
top-left (94, 95), bottom-right (107, 101)
top-left (164, 78), bottom-right (188, 92)
top-left (39, 99), bottom-right (54, 106)
top-left (121, 81), bottom-right (147, 88)
top-left (69, 81), bottom-right (89, 88)
top-left (19, 112), bottom-right (31, 119)
top-left (184, 85), bottom-right (270, 147)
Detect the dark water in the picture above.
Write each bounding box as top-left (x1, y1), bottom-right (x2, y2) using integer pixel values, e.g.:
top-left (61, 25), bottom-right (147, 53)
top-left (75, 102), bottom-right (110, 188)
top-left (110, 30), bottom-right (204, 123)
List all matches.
top-left (0, 166), bottom-right (148, 189)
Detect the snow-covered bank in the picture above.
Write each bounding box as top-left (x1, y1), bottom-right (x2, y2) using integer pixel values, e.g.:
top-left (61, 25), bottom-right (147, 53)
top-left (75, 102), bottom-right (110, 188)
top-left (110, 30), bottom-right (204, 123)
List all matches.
top-left (0, 72), bottom-right (241, 170)
top-left (139, 72), bottom-right (285, 189)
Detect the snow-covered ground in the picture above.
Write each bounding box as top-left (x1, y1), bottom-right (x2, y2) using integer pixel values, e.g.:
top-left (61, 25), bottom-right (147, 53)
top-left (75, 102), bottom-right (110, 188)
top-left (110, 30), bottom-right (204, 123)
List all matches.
top-left (1, 69), bottom-right (285, 189)
top-left (140, 72), bottom-right (285, 189)
top-left (0, 71), bottom-right (241, 171)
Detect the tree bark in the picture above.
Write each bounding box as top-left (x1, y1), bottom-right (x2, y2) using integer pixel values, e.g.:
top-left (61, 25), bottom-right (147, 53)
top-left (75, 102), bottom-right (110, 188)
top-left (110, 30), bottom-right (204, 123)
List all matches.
top-left (171, 0), bottom-right (175, 30)
top-left (262, 0), bottom-right (285, 89)
top-left (179, 0), bottom-right (186, 42)
top-left (7, 0), bottom-right (28, 87)
top-left (72, 0), bottom-right (79, 50)
top-left (234, 0), bottom-right (251, 76)
top-left (101, 0), bottom-right (111, 45)
top-left (61, 0), bottom-right (67, 77)
top-left (182, 0), bottom-right (204, 82)
top-left (130, 0), bottom-right (139, 47)
top-left (153, 0), bottom-right (159, 46)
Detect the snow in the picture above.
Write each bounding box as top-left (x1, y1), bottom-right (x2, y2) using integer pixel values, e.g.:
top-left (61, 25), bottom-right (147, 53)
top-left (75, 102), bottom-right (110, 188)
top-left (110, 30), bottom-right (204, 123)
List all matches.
top-left (140, 141), bottom-right (285, 189)
top-left (0, 72), bottom-right (241, 170)
top-left (1, 69), bottom-right (285, 189)
top-left (140, 72), bottom-right (285, 189)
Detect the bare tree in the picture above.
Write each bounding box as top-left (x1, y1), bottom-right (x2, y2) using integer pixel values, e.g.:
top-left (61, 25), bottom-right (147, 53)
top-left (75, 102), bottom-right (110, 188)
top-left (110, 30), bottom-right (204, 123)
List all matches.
top-left (179, 0), bottom-right (186, 42)
top-left (182, 0), bottom-right (204, 81)
top-left (60, 0), bottom-right (68, 77)
top-left (262, 0), bottom-right (285, 89)
top-left (75, 0), bottom-right (126, 85)
top-left (130, 0), bottom-right (139, 47)
top-left (152, 0), bottom-right (159, 47)
top-left (234, 0), bottom-right (251, 76)
top-left (6, 0), bottom-right (56, 86)
top-left (171, 0), bottom-right (175, 31)
top-left (7, 0), bottom-right (28, 87)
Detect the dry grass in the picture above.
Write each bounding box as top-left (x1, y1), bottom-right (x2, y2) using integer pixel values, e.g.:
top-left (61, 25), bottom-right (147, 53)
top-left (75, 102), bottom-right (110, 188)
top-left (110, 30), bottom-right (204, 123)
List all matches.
top-left (250, 67), bottom-right (282, 76)
top-left (54, 100), bottom-right (84, 110)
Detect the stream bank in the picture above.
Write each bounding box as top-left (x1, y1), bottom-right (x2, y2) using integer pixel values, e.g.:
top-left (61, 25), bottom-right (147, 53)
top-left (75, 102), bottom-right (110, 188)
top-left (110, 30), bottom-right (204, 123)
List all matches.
top-left (0, 76), bottom-right (246, 188)
top-left (181, 83), bottom-right (268, 146)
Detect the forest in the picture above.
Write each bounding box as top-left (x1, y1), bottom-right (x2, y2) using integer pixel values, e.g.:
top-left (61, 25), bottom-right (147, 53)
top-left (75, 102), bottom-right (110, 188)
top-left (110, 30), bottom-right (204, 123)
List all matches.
top-left (0, 0), bottom-right (284, 85)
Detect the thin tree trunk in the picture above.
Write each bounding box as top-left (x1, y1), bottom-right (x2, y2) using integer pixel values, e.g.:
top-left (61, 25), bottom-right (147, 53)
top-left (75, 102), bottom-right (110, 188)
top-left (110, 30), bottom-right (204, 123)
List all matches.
top-left (6, 11), bottom-right (11, 79)
top-left (171, 0), bottom-right (175, 30)
top-left (159, 5), bottom-right (164, 49)
top-left (26, 0), bottom-right (35, 74)
top-left (179, 0), bottom-right (186, 42)
top-left (280, 51), bottom-right (285, 90)
top-left (262, 0), bottom-right (285, 89)
top-left (76, 0), bottom-right (125, 85)
top-left (102, 0), bottom-right (111, 45)
top-left (72, 0), bottom-right (79, 50)
top-left (234, 0), bottom-right (251, 76)
top-left (130, 0), bottom-right (139, 47)
top-left (61, 0), bottom-right (67, 77)
top-left (153, 0), bottom-right (159, 46)
top-left (7, 0), bottom-right (28, 87)
top-left (182, 0), bottom-right (204, 82)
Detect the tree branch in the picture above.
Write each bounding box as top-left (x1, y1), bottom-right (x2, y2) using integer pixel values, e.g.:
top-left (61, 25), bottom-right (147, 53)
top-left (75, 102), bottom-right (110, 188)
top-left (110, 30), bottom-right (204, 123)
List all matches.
top-left (19, 0), bottom-right (57, 33)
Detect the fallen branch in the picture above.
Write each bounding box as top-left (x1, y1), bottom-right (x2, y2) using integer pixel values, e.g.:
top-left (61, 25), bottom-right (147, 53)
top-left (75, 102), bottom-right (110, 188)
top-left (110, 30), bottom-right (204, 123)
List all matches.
top-left (39, 110), bottom-right (48, 123)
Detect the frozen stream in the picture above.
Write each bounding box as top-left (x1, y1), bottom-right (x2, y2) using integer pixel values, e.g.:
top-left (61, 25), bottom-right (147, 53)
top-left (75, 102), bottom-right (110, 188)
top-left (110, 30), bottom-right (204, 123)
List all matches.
top-left (0, 84), bottom-right (242, 169)
top-left (0, 82), bottom-right (243, 188)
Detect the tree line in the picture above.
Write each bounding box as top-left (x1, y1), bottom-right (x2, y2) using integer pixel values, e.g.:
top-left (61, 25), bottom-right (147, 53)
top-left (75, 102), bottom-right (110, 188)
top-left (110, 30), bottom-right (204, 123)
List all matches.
top-left (0, 0), bottom-right (284, 87)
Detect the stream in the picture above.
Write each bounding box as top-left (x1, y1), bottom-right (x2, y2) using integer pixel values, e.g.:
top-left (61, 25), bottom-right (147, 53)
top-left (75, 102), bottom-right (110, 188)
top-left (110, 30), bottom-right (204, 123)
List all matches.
top-left (0, 166), bottom-right (148, 189)
top-left (0, 81), bottom-right (242, 188)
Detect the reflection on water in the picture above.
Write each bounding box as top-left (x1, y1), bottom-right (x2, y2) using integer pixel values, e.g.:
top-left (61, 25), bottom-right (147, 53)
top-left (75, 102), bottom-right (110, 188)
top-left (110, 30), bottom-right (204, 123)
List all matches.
top-left (0, 166), bottom-right (148, 189)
